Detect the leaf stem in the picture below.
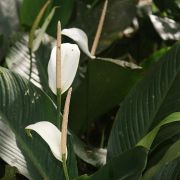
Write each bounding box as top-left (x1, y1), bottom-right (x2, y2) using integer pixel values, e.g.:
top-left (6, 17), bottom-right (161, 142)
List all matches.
top-left (28, 0), bottom-right (51, 50)
top-left (28, 0), bottom-right (51, 83)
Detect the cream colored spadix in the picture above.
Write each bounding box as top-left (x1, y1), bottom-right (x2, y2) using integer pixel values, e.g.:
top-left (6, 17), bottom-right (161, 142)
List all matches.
top-left (48, 43), bottom-right (80, 94)
top-left (62, 28), bottom-right (95, 59)
top-left (25, 121), bottom-right (67, 161)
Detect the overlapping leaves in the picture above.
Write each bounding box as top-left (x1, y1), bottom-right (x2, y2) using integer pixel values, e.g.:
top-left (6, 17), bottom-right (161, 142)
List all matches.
top-left (0, 67), bottom-right (77, 179)
top-left (108, 42), bottom-right (180, 158)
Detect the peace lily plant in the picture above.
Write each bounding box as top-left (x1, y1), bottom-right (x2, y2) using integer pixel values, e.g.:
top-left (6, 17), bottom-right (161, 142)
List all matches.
top-left (25, 2), bottom-right (108, 179)
top-left (25, 21), bottom-right (81, 180)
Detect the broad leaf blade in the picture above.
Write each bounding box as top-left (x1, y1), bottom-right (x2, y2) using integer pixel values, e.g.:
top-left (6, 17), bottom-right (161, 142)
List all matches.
top-left (0, 119), bottom-right (31, 179)
top-left (0, 67), bottom-right (77, 179)
top-left (6, 34), bottom-right (53, 97)
top-left (107, 42), bottom-right (180, 158)
top-left (69, 59), bottom-right (141, 133)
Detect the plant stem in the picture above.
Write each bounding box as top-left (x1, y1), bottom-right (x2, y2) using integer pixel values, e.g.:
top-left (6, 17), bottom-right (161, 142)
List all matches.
top-left (91, 0), bottom-right (108, 56)
top-left (62, 154), bottom-right (69, 180)
top-left (61, 87), bottom-right (72, 180)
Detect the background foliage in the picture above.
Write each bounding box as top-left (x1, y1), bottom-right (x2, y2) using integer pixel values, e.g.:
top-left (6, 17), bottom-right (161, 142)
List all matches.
top-left (0, 0), bottom-right (180, 179)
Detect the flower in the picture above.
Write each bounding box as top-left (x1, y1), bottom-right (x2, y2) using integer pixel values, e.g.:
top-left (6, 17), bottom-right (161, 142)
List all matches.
top-left (48, 43), bottom-right (80, 94)
top-left (25, 121), bottom-right (67, 161)
top-left (62, 28), bottom-right (95, 59)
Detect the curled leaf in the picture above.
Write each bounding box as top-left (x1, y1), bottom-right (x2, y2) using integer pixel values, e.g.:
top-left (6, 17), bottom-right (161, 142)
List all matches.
top-left (62, 28), bottom-right (95, 59)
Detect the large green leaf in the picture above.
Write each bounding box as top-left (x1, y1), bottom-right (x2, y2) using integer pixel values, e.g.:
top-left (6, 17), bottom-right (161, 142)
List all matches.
top-left (107, 42), bottom-right (180, 159)
top-left (69, 59), bottom-right (141, 133)
top-left (152, 157), bottom-right (180, 180)
top-left (76, 146), bottom-right (148, 180)
top-left (0, 67), bottom-right (77, 179)
top-left (142, 140), bottom-right (180, 180)
top-left (6, 34), bottom-right (53, 97)
top-left (0, 119), bottom-right (31, 178)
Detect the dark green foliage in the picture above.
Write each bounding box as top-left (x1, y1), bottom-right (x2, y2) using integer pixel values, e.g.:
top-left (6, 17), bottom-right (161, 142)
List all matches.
top-left (0, 0), bottom-right (180, 179)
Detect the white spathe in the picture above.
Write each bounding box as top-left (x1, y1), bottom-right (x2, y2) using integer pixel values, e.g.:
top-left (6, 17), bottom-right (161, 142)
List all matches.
top-left (25, 121), bottom-right (67, 162)
top-left (62, 28), bottom-right (95, 59)
top-left (48, 43), bottom-right (80, 94)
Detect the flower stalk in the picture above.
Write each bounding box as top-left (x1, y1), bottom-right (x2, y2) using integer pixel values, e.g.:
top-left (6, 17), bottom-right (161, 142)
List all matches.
top-left (91, 0), bottom-right (108, 56)
top-left (61, 87), bottom-right (72, 180)
top-left (56, 21), bottom-right (62, 127)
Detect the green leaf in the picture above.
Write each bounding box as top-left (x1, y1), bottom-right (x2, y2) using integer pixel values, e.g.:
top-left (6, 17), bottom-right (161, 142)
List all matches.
top-left (107, 42), bottom-right (180, 159)
top-left (142, 140), bottom-right (180, 180)
top-left (20, 0), bottom-right (46, 26)
top-left (0, 119), bottom-right (31, 178)
top-left (152, 157), bottom-right (180, 180)
top-left (141, 47), bottom-right (170, 69)
top-left (69, 59), bottom-right (141, 133)
top-left (75, 146), bottom-right (148, 180)
top-left (137, 112), bottom-right (180, 149)
top-left (32, 7), bottom-right (56, 52)
top-left (151, 121), bottom-right (180, 151)
top-left (0, 67), bottom-right (77, 179)
top-left (5, 34), bottom-right (53, 97)
top-left (48, 0), bottom-right (74, 35)
top-left (28, 0), bottom-right (51, 50)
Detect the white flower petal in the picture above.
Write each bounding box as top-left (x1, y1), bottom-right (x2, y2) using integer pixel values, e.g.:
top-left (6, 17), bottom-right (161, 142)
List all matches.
top-left (48, 43), bottom-right (80, 94)
top-left (25, 121), bottom-right (66, 161)
top-left (62, 28), bottom-right (95, 59)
